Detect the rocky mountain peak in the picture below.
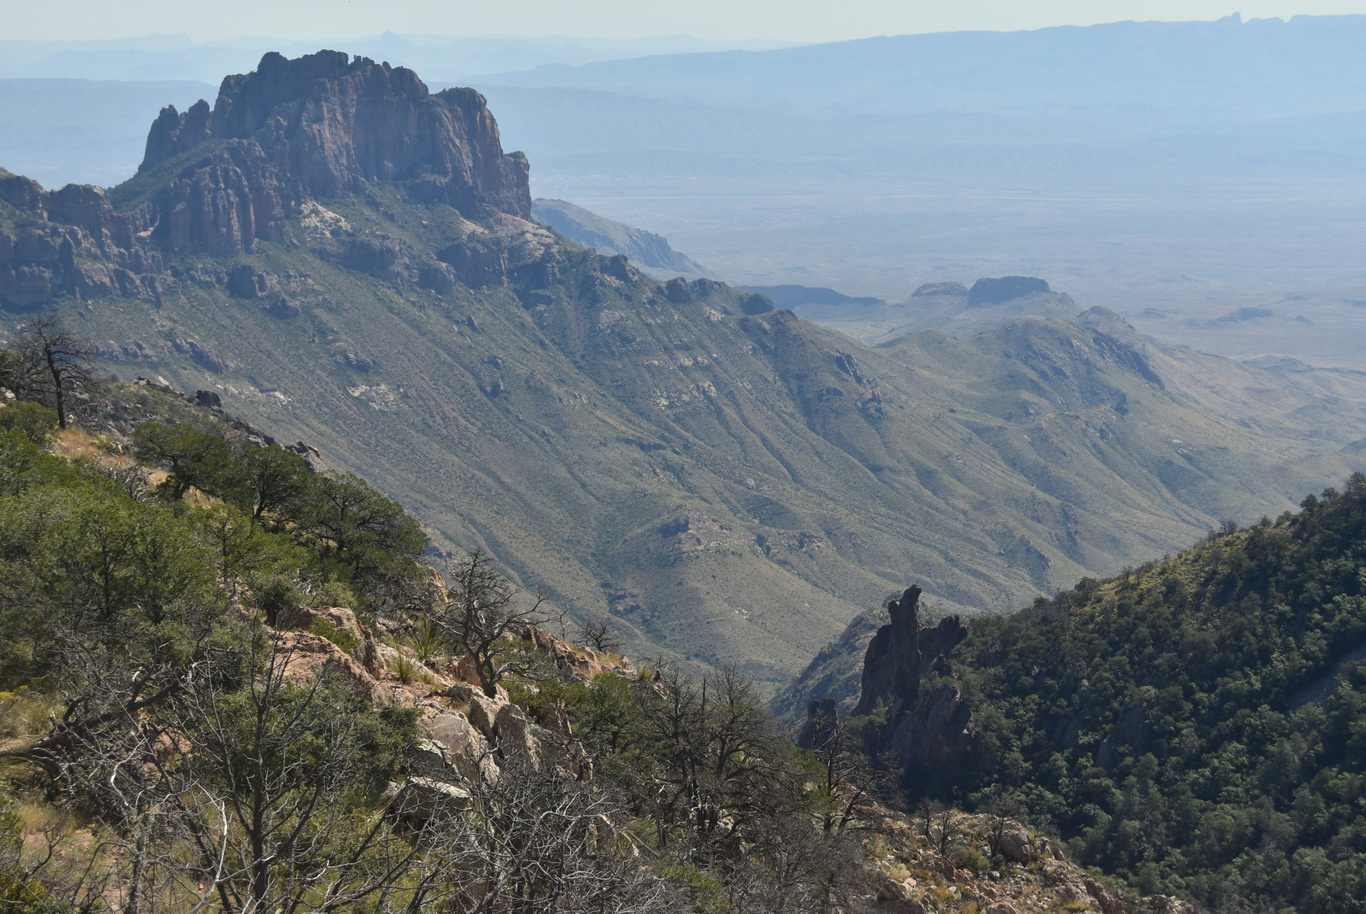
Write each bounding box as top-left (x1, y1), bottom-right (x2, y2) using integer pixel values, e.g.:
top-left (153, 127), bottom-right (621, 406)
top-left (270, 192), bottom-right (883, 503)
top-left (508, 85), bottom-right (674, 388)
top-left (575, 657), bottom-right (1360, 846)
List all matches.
top-left (852, 585), bottom-right (967, 717)
top-left (138, 50), bottom-right (529, 254)
top-left (0, 51), bottom-right (534, 305)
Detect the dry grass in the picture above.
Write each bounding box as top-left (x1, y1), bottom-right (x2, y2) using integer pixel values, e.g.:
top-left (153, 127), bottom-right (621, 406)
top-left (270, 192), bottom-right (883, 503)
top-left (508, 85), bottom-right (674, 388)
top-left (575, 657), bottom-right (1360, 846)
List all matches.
top-left (0, 688), bottom-right (59, 745)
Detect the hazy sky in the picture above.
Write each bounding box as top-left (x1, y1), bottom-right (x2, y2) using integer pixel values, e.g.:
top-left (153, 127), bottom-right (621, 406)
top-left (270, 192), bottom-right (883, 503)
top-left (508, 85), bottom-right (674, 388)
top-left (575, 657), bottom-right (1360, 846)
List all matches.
top-left (7, 0), bottom-right (1366, 43)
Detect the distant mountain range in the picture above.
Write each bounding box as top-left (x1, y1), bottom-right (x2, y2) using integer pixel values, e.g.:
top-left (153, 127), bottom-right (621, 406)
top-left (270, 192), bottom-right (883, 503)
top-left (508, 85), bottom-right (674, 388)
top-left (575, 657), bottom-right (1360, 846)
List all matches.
top-left (3, 50), bottom-right (1365, 694)
top-left (5, 17), bottom-right (1366, 369)
top-left (469, 14), bottom-right (1366, 356)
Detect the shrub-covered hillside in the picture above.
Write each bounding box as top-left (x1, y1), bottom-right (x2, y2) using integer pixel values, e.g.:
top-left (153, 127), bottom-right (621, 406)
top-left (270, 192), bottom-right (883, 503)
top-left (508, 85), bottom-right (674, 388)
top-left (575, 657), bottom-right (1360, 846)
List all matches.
top-left (947, 474), bottom-right (1366, 912)
top-left (0, 350), bottom-right (1199, 913)
top-left (0, 387), bottom-right (866, 914)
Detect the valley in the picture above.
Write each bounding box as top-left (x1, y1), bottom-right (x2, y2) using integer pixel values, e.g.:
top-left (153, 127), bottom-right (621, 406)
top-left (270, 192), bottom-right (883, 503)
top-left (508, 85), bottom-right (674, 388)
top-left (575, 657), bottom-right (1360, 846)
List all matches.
top-left (2, 49), bottom-right (1364, 697)
top-left (1, 22), bottom-right (1364, 912)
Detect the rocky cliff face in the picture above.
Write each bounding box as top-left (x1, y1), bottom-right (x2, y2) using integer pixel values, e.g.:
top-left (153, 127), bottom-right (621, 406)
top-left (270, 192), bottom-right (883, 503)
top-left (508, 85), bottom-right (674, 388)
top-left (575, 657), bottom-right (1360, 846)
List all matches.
top-left (852, 586), bottom-right (981, 789)
top-left (0, 50), bottom-right (531, 306)
top-left (0, 171), bottom-right (163, 307)
top-left (853, 586), bottom-right (965, 717)
top-left (141, 51), bottom-right (529, 255)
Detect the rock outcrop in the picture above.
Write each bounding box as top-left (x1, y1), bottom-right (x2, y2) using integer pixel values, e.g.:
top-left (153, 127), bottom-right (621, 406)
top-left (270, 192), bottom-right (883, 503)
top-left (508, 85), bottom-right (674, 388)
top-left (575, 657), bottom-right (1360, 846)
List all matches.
top-left (966, 276), bottom-right (1051, 307)
top-left (852, 586), bottom-right (980, 789)
top-left (853, 586), bottom-right (965, 717)
top-left (141, 50), bottom-right (529, 255)
top-left (0, 51), bottom-right (531, 309)
top-left (911, 281), bottom-right (968, 298)
top-left (0, 171), bottom-right (164, 308)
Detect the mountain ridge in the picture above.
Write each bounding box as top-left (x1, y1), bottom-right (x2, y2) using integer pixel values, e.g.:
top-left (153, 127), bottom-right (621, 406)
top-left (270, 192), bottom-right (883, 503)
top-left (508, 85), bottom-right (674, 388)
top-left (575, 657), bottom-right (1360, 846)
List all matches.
top-left (2, 50), bottom-right (1363, 692)
top-left (531, 197), bottom-right (707, 277)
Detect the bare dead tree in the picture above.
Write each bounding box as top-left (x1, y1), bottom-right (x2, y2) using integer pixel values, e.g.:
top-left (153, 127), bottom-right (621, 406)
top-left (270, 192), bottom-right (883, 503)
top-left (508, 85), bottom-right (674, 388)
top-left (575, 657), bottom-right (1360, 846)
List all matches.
top-left (576, 611), bottom-right (622, 654)
top-left (153, 633), bottom-right (434, 914)
top-left (918, 799), bottom-right (963, 856)
top-left (7, 630), bottom-right (454, 914)
top-left (983, 791), bottom-right (1027, 862)
top-left (715, 814), bottom-right (869, 914)
top-left (807, 710), bottom-right (895, 835)
top-left (428, 548), bottom-right (550, 697)
top-left (448, 754), bottom-right (665, 914)
top-left (19, 315), bottom-right (94, 429)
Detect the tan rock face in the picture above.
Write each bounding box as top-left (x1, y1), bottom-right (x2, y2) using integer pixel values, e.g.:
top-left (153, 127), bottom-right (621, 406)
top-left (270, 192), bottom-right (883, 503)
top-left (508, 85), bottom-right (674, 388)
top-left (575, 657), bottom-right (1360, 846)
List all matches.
top-left (424, 710), bottom-right (498, 783)
top-left (388, 776), bottom-right (472, 827)
top-left (274, 629), bottom-right (385, 704)
top-left (493, 702), bottom-right (542, 769)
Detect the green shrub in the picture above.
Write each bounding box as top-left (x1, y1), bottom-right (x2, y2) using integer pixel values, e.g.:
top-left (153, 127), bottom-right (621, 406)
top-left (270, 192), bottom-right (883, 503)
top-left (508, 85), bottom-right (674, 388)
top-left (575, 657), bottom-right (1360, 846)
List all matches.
top-left (255, 575), bottom-right (302, 626)
top-left (0, 402), bottom-right (57, 445)
top-left (949, 843), bottom-right (989, 872)
top-left (310, 618), bottom-right (361, 656)
top-left (312, 579), bottom-right (358, 609)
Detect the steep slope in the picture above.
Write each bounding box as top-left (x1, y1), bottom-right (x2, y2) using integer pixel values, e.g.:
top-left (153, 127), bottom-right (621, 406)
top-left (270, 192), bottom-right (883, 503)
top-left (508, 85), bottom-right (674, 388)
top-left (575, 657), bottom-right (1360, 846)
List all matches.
top-left (531, 197), bottom-right (708, 278)
top-left (1, 51), bottom-right (1361, 692)
top-left (0, 404), bottom-right (1193, 914)
top-left (904, 476), bottom-right (1366, 913)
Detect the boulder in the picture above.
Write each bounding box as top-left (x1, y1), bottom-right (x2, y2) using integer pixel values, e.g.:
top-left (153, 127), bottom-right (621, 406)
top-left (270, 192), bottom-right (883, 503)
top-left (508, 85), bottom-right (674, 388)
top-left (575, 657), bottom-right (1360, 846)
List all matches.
top-left (446, 683), bottom-right (506, 742)
top-left (389, 776), bottom-right (472, 827)
top-left (407, 738), bottom-right (462, 783)
top-left (273, 630), bottom-right (384, 704)
top-left (872, 876), bottom-right (927, 913)
top-left (493, 702), bottom-right (542, 769)
top-left (996, 828), bottom-right (1035, 865)
top-left (226, 263), bottom-right (272, 298)
top-left (425, 710), bottom-right (498, 783)
top-left (1084, 877), bottom-right (1125, 914)
top-left (170, 337), bottom-right (230, 373)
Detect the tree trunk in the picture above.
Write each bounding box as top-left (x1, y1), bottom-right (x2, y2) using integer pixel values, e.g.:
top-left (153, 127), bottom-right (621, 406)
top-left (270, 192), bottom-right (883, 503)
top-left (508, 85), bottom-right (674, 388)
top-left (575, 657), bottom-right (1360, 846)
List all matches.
top-left (46, 346), bottom-right (67, 429)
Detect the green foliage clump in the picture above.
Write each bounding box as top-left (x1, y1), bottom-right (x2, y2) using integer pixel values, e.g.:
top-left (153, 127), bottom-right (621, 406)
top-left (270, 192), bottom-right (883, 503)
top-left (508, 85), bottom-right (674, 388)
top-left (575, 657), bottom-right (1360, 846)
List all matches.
top-left (0, 402), bottom-right (58, 445)
top-left (130, 420), bottom-right (427, 609)
top-left (944, 474), bottom-right (1366, 913)
top-left (0, 364), bottom-right (878, 914)
top-left (0, 386), bottom-right (454, 914)
top-left (309, 617), bottom-right (361, 655)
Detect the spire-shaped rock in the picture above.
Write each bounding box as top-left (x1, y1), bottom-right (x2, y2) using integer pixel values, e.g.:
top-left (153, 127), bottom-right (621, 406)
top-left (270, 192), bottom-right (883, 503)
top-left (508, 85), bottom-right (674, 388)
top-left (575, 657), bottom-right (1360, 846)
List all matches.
top-left (852, 585), bottom-right (979, 789)
top-left (853, 585), bottom-right (967, 718)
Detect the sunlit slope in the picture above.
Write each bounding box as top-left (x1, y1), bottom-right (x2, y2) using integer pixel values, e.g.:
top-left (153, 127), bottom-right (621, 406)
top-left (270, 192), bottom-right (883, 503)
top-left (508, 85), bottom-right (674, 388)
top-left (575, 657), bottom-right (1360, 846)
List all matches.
top-left (68, 191), bottom-right (1353, 689)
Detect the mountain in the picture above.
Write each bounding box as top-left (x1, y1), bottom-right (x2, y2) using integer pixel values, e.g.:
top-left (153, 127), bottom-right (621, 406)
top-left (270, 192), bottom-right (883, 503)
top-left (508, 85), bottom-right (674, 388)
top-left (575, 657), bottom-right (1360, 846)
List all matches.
top-left (7, 19), bottom-right (1366, 365)
top-left (0, 387), bottom-right (1195, 914)
top-left (531, 197), bottom-right (708, 278)
top-left (468, 15), bottom-right (1366, 355)
top-left (795, 277), bottom-right (1082, 344)
top-left (0, 34), bottom-right (796, 84)
top-left (821, 474), bottom-right (1366, 912)
top-left (740, 284), bottom-right (887, 320)
top-left (2, 50), bottom-right (1364, 694)
top-left (480, 16), bottom-right (1366, 118)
